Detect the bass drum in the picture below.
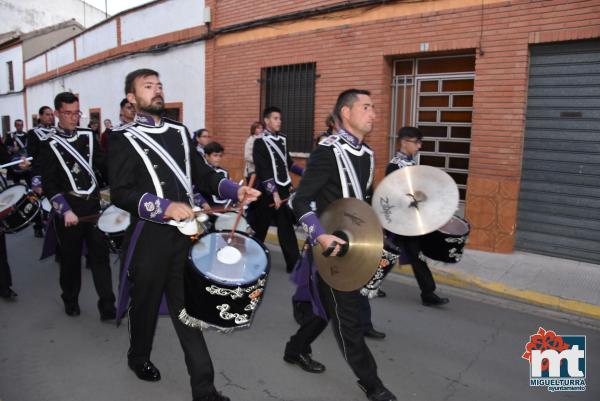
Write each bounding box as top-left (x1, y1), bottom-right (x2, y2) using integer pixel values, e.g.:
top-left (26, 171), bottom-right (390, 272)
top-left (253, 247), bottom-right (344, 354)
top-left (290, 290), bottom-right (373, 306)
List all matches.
top-left (180, 230), bottom-right (270, 332)
top-left (0, 185), bottom-right (41, 233)
top-left (419, 216), bottom-right (470, 263)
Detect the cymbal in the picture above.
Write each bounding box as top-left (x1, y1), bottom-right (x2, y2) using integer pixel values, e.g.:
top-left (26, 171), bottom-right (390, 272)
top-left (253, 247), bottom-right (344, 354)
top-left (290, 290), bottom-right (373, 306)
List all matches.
top-left (372, 165), bottom-right (459, 236)
top-left (313, 198), bottom-right (383, 292)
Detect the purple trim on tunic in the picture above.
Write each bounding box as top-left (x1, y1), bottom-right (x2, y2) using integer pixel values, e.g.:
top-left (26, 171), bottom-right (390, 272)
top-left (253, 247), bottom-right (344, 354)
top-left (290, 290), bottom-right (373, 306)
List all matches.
top-left (290, 163), bottom-right (304, 176)
top-left (31, 175), bottom-right (42, 189)
top-left (50, 193), bottom-right (71, 216)
top-left (262, 178), bottom-right (276, 194)
top-left (218, 178), bottom-right (240, 202)
top-left (116, 220), bottom-right (169, 325)
top-left (193, 192), bottom-right (207, 207)
top-left (116, 220), bottom-right (145, 324)
top-left (290, 243), bottom-right (327, 320)
top-left (40, 210), bottom-right (58, 260)
top-left (298, 211), bottom-right (325, 246)
top-left (138, 192), bottom-right (171, 223)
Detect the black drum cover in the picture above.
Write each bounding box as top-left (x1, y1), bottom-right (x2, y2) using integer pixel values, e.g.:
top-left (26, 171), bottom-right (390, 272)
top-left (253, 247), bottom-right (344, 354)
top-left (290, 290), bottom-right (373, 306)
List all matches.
top-left (420, 216), bottom-right (470, 263)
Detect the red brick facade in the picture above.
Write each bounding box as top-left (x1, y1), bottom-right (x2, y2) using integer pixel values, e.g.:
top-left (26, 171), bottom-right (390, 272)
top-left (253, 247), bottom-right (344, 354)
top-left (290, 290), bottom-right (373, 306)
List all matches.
top-left (205, 0), bottom-right (600, 253)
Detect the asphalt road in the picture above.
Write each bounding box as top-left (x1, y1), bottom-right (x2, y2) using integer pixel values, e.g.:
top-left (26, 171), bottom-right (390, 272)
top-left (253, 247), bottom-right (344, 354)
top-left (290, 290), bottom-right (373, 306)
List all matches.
top-left (1, 227), bottom-right (598, 401)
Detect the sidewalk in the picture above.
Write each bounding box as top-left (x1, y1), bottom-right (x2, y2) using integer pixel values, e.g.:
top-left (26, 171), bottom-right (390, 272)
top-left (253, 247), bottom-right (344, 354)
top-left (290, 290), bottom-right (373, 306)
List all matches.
top-left (265, 228), bottom-right (600, 321)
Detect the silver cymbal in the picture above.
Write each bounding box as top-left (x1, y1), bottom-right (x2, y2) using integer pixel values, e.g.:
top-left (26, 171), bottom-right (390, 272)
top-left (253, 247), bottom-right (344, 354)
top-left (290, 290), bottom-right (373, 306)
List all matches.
top-left (372, 165), bottom-right (459, 236)
top-left (313, 198), bottom-right (383, 292)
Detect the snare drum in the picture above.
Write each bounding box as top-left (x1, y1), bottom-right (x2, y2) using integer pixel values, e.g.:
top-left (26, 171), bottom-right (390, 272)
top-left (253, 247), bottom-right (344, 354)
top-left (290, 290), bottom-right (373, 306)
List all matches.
top-left (213, 211), bottom-right (252, 234)
top-left (180, 230), bottom-right (270, 331)
top-left (420, 216), bottom-right (470, 263)
top-left (97, 204), bottom-right (131, 253)
top-left (0, 185), bottom-right (41, 233)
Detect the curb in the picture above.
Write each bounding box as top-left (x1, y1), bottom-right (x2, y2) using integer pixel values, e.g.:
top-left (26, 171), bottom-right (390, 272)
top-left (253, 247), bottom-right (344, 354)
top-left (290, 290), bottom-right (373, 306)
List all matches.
top-left (265, 232), bottom-right (600, 321)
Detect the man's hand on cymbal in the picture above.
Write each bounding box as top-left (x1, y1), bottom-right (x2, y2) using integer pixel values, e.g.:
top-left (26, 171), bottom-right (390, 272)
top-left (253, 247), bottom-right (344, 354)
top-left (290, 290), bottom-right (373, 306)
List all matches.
top-left (164, 202), bottom-right (194, 221)
top-left (316, 233), bottom-right (347, 257)
top-left (237, 186), bottom-right (261, 205)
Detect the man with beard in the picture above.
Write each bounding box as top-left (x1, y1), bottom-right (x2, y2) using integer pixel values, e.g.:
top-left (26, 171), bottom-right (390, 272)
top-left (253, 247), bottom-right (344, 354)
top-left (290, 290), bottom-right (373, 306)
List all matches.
top-left (109, 68), bottom-right (260, 401)
top-left (39, 92), bottom-right (116, 319)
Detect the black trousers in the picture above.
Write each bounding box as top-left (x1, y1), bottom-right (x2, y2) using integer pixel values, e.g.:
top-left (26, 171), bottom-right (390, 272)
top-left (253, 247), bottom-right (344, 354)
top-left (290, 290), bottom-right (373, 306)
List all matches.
top-left (126, 222), bottom-right (216, 399)
top-left (317, 275), bottom-right (382, 390)
top-left (0, 233), bottom-right (12, 292)
top-left (398, 236), bottom-right (436, 295)
top-left (54, 202), bottom-right (115, 310)
top-left (285, 311), bottom-right (328, 357)
top-left (250, 191), bottom-right (299, 272)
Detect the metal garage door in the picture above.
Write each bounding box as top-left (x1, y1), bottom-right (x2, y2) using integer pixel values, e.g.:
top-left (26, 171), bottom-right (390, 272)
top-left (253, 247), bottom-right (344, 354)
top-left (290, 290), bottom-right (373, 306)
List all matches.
top-left (516, 39), bottom-right (600, 264)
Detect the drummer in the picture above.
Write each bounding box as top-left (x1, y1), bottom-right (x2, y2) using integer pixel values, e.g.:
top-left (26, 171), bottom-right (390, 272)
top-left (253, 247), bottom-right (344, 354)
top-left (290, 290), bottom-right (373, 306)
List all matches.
top-left (287, 89), bottom-right (397, 401)
top-left (385, 127), bottom-right (449, 307)
top-left (198, 141), bottom-right (229, 209)
top-left (0, 145), bottom-right (31, 301)
top-left (108, 68), bottom-right (259, 401)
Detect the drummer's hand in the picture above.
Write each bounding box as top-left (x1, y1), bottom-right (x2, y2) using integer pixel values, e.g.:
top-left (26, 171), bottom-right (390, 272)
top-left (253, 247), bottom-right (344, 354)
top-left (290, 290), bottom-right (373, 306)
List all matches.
top-left (32, 187), bottom-right (43, 195)
top-left (18, 156), bottom-right (31, 169)
top-left (272, 191), bottom-right (282, 210)
top-left (317, 234), bottom-right (347, 257)
top-left (201, 202), bottom-right (211, 211)
top-left (164, 202), bottom-right (194, 222)
top-left (64, 210), bottom-right (79, 227)
top-left (237, 186), bottom-right (261, 205)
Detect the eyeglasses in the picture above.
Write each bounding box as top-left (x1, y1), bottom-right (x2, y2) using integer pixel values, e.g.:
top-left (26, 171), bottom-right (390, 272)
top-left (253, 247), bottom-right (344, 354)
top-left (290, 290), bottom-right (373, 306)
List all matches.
top-left (404, 138), bottom-right (422, 144)
top-left (60, 110), bottom-right (83, 118)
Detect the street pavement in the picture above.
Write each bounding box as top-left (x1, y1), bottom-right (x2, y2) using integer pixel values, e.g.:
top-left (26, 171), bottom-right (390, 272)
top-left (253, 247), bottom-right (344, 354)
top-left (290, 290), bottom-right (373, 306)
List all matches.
top-left (1, 227), bottom-right (598, 401)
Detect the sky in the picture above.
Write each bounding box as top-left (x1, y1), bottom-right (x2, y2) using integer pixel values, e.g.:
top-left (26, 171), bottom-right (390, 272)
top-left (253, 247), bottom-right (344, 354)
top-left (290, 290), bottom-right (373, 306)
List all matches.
top-left (83, 0), bottom-right (155, 16)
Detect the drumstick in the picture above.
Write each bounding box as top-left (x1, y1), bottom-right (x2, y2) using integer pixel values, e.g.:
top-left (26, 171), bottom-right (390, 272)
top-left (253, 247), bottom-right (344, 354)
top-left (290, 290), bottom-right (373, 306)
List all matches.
top-left (77, 213), bottom-right (101, 222)
top-left (269, 197), bottom-right (289, 208)
top-left (0, 157), bottom-right (33, 169)
top-left (227, 174), bottom-right (255, 243)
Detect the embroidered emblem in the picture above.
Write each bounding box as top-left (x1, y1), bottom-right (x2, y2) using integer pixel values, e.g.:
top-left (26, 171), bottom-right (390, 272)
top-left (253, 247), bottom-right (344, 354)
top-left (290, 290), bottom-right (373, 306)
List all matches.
top-left (144, 202), bottom-right (155, 212)
top-left (149, 199), bottom-right (162, 219)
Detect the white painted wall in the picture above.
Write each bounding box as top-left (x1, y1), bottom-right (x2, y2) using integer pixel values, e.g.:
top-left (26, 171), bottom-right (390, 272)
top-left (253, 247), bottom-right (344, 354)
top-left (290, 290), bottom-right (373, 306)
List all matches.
top-left (0, 0), bottom-right (106, 33)
top-left (0, 46), bottom-right (24, 93)
top-left (47, 41), bottom-right (75, 71)
top-left (75, 19), bottom-right (118, 60)
top-left (0, 92), bottom-right (25, 131)
top-left (25, 54), bottom-right (46, 79)
top-left (26, 43), bottom-right (205, 131)
top-left (121, 0), bottom-right (205, 44)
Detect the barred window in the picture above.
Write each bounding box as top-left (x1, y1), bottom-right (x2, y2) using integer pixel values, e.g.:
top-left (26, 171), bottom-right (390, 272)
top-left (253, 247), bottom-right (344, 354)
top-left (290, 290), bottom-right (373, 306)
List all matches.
top-left (260, 63), bottom-right (316, 154)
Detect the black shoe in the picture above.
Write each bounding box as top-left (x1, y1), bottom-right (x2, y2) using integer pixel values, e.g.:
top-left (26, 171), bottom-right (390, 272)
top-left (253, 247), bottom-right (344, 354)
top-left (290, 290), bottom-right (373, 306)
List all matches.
top-left (376, 288), bottom-right (386, 298)
top-left (128, 360), bottom-right (161, 382)
top-left (193, 391), bottom-right (231, 401)
top-left (0, 288), bottom-right (17, 301)
top-left (64, 303), bottom-right (81, 316)
top-left (357, 381), bottom-right (397, 401)
top-left (34, 228), bottom-right (44, 238)
top-left (283, 353), bottom-right (326, 373)
top-left (100, 308), bottom-right (116, 321)
top-left (364, 327), bottom-right (386, 340)
top-left (421, 293), bottom-right (450, 307)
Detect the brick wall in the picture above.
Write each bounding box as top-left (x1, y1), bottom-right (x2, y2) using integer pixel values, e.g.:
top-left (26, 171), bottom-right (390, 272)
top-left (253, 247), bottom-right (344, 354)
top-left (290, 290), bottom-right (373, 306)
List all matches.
top-left (214, 0), bottom-right (351, 28)
top-left (209, 0), bottom-right (600, 253)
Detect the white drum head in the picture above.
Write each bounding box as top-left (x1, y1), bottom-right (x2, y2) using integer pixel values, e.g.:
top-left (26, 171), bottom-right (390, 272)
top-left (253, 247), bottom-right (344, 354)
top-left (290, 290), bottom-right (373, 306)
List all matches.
top-left (98, 205), bottom-right (130, 233)
top-left (0, 185), bottom-right (27, 209)
top-left (214, 211), bottom-right (250, 233)
top-left (41, 197), bottom-right (52, 212)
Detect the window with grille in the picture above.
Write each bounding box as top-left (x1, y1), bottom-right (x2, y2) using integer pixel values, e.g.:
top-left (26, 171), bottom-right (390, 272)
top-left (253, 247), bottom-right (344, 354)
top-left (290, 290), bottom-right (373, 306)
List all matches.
top-left (260, 63), bottom-right (316, 154)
